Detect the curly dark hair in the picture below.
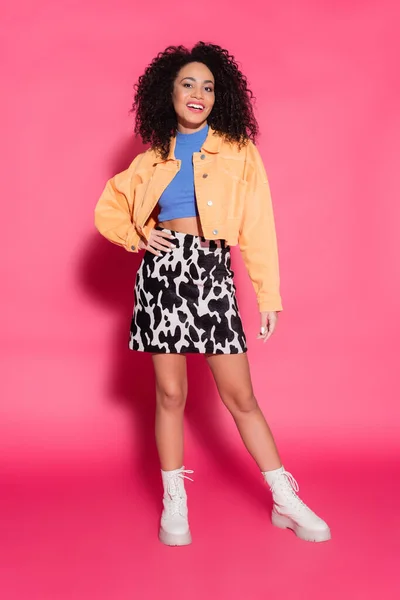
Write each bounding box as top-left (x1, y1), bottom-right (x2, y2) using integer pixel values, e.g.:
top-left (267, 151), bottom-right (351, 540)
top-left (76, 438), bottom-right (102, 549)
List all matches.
top-left (131, 41), bottom-right (259, 160)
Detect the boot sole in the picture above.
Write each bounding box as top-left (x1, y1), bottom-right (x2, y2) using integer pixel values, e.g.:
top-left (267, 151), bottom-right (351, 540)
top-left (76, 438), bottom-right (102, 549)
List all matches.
top-left (159, 528), bottom-right (192, 546)
top-left (272, 512), bottom-right (331, 542)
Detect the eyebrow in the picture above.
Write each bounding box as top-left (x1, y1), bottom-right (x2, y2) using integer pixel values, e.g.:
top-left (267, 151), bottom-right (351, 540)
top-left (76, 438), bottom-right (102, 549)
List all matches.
top-left (180, 76), bottom-right (214, 85)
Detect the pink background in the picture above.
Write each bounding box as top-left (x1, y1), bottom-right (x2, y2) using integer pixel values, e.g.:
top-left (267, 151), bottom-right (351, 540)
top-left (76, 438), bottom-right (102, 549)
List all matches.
top-left (1, 1), bottom-right (399, 598)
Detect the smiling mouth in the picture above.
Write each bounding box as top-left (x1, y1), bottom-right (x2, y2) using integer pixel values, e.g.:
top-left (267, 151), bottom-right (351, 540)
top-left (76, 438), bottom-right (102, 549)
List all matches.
top-left (186, 103), bottom-right (205, 112)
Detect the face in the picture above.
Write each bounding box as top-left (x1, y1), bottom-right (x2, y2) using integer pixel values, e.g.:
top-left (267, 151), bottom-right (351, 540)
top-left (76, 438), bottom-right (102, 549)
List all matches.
top-left (172, 62), bottom-right (215, 132)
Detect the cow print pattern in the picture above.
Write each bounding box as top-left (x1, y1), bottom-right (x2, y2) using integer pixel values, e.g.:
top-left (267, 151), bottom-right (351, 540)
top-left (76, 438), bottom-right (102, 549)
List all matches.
top-left (129, 228), bottom-right (247, 354)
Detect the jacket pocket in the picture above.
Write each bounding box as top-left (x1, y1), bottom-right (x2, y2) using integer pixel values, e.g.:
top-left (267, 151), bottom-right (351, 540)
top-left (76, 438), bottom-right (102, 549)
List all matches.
top-left (221, 172), bottom-right (248, 221)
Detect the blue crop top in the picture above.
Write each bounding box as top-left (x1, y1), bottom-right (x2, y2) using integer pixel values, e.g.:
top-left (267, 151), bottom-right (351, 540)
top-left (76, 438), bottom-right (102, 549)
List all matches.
top-left (157, 124), bottom-right (209, 222)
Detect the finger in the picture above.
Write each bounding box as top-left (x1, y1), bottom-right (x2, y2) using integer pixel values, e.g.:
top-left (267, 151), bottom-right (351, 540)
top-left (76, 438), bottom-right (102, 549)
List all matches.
top-left (155, 230), bottom-right (175, 240)
top-left (145, 245), bottom-right (161, 256)
top-left (262, 319), bottom-right (277, 342)
top-left (257, 314), bottom-right (268, 338)
top-left (258, 313), bottom-right (276, 340)
top-left (263, 328), bottom-right (274, 342)
top-left (150, 239), bottom-right (173, 252)
top-left (152, 236), bottom-right (174, 250)
top-left (151, 232), bottom-right (175, 248)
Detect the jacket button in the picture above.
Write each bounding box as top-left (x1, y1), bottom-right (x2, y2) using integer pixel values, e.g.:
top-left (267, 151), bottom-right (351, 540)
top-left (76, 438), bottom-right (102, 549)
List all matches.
top-left (207, 200), bottom-right (213, 206)
top-left (212, 229), bottom-right (218, 235)
top-left (131, 245), bottom-right (136, 251)
top-left (200, 154), bottom-right (206, 159)
top-left (202, 173), bottom-right (208, 178)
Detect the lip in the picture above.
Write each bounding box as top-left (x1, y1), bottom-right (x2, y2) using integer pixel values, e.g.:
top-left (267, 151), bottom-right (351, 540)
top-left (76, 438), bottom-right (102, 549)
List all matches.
top-left (186, 102), bottom-right (205, 112)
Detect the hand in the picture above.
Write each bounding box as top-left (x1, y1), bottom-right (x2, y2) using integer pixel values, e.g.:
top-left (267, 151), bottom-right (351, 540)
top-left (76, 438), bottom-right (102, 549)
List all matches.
top-left (138, 229), bottom-right (175, 255)
top-left (257, 311), bottom-right (278, 342)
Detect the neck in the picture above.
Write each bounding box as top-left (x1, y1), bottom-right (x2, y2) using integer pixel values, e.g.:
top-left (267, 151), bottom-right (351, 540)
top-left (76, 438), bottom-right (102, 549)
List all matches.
top-left (176, 120), bottom-right (208, 135)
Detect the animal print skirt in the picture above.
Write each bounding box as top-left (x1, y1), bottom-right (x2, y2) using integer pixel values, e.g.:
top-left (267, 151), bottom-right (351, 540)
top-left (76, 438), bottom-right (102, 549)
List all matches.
top-left (129, 227), bottom-right (247, 354)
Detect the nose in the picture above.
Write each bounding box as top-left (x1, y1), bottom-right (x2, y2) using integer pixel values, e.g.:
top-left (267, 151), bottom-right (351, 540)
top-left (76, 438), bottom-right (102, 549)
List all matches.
top-left (191, 86), bottom-right (204, 100)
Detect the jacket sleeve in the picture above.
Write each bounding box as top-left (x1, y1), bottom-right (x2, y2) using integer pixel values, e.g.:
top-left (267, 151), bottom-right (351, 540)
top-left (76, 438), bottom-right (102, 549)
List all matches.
top-left (238, 142), bottom-right (283, 312)
top-left (94, 156), bottom-right (142, 253)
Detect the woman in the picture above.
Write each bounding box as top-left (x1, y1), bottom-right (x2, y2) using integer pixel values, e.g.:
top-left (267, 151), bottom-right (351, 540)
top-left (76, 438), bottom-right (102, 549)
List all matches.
top-left (95, 42), bottom-right (331, 545)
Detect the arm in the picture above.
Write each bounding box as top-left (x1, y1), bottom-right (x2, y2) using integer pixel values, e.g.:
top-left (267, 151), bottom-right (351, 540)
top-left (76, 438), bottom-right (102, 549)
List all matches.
top-left (238, 141), bottom-right (283, 313)
top-left (94, 156), bottom-right (142, 252)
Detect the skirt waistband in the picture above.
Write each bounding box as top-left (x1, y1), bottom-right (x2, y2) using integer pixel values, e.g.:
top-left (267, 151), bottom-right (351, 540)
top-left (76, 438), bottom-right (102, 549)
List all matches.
top-left (154, 226), bottom-right (229, 250)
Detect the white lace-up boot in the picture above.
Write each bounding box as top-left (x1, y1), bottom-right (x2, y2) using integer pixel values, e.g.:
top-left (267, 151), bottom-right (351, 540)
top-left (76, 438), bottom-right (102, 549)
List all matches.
top-left (159, 466), bottom-right (194, 546)
top-left (262, 465), bottom-right (331, 542)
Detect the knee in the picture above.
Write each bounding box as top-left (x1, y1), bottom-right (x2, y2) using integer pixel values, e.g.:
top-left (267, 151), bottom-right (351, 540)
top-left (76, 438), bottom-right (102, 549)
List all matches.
top-left (157, 387), bottom-right (186, 412)
top-left (223, 391), bottom-right (259, 415)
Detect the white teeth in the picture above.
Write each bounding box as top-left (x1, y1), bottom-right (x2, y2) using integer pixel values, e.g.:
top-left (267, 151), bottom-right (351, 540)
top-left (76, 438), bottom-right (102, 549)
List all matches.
top-left (187, 104), bottom-right (204, 109)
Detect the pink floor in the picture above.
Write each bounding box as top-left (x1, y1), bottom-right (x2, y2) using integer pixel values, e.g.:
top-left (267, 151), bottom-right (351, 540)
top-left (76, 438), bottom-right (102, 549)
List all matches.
top-left (1, 447), bottom-right (399, 600)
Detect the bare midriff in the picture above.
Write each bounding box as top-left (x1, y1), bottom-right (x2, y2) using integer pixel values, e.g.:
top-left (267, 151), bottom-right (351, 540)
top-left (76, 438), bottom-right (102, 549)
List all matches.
top-left (157, 216), bottom-right (204, 237)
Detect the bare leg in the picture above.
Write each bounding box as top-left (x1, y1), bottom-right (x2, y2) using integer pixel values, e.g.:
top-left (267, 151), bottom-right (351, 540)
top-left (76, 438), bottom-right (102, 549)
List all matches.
top-left (204, 353), bottom-right (331, 543)
top-left (205, 353), bottom-right (282, 472)
top-left (152, 354), bottom-right (188, 471)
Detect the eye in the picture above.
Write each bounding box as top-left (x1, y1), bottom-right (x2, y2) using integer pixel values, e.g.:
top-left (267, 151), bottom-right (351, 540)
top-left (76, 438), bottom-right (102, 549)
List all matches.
top-left (205, 86), bottom-right (214, 93)
top-left (183, 82), bottom-right (192, 88)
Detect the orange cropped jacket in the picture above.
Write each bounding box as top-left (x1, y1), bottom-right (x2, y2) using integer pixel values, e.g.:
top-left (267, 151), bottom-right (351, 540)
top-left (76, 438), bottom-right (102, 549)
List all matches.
top-left (94, 126), bottom-right (283, 312)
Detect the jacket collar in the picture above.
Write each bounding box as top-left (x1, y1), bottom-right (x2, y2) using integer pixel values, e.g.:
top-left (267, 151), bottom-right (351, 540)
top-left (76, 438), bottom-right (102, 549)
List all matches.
top-left (153, 125), bottom-right (222, 164)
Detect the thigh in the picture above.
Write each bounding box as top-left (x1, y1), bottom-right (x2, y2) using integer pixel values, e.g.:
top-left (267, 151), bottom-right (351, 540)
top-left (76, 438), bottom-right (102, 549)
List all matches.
top-left (205, 353), bottom-right (256, 410)
top-left (152, 353), bottom-right (188, 398)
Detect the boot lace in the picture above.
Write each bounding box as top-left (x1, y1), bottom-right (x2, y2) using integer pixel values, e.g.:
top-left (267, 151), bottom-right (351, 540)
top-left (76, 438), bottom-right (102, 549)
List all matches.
top-left (165, 468), bottom-right (194, 517)
top-left (270, 469), bottom-right (308, 509)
